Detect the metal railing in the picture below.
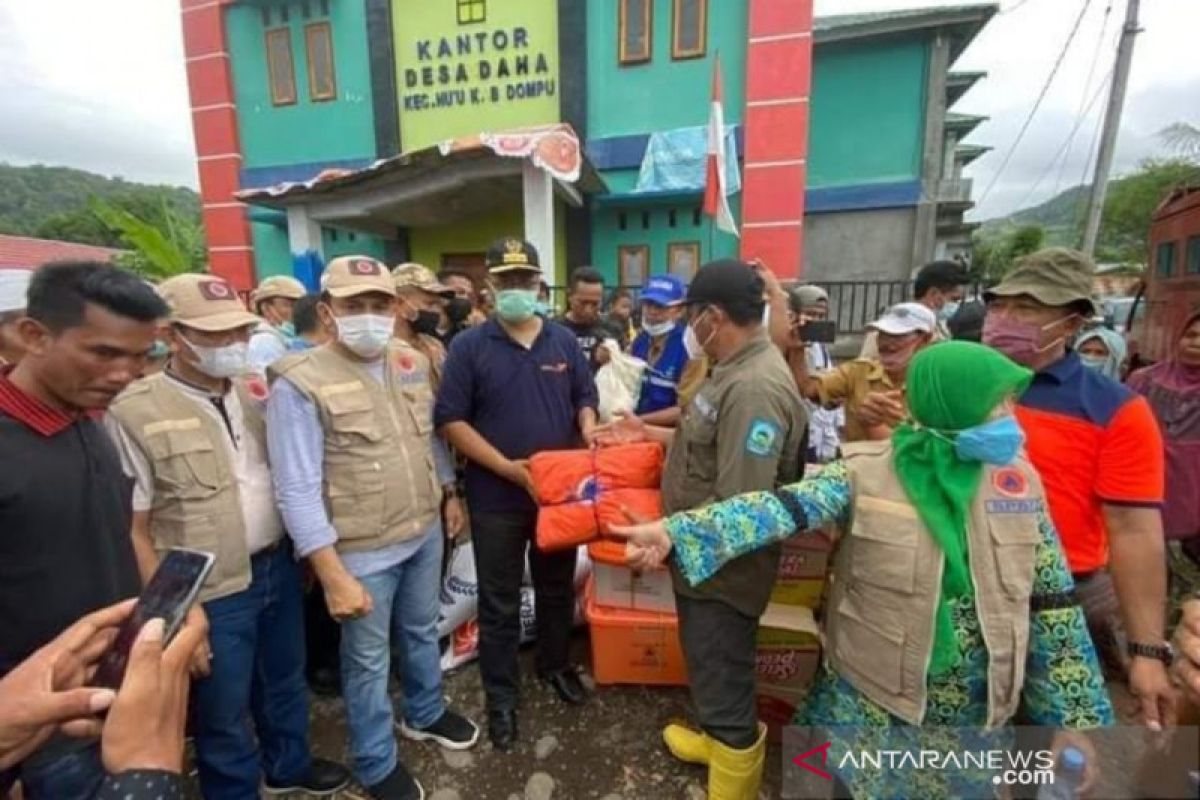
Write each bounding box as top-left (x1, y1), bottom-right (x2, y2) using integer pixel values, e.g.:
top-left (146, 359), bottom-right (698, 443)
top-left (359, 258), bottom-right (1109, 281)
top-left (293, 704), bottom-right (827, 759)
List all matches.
top-left (812, 281), bottom-right (913, 335)
top-left (548, 280), bottom-right (985, 337)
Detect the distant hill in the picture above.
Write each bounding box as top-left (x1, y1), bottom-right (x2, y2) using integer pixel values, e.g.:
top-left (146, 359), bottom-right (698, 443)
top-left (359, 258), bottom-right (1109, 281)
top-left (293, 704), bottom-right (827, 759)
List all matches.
top-left (979, 184), bottom-right (1090, 248)
top-left (0, 163), bottom-right (199, 248)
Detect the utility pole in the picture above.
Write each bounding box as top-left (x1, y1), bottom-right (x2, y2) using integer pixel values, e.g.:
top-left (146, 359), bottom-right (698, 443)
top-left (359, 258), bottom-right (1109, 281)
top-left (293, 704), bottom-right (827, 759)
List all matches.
top-left (1080, 0), bottom-right (1141, 256)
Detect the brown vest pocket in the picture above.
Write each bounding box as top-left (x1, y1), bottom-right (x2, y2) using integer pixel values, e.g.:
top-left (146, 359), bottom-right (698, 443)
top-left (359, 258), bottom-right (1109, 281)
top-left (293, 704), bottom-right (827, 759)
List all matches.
top-left (145, 425), bottom-right (222, 497)
top-left (987, 515), bottom-right (1039, 601)
top-left (833, 596), bottom-right (906, 695)
top-left (326, 462), bottom-right (386, 542)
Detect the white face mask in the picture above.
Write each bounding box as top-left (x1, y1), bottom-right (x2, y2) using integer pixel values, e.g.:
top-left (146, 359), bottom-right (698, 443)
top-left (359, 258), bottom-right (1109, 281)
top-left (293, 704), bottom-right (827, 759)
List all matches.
top-left (336, 314), bottom-right (395, 359)
top-left (642, 319), bottom-right (675, 338)
top-left (182, 337), bottom-right (248, 379)
top-left (683, 310), bottom-right (711, 360)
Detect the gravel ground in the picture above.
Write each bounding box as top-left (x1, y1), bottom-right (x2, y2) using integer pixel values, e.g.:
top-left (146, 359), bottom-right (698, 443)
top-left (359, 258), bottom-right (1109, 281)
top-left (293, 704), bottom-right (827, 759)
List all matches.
top-left (181, 637), bottom-right (1158, 799)
top-left (300, 635), bottom-right (784, 800)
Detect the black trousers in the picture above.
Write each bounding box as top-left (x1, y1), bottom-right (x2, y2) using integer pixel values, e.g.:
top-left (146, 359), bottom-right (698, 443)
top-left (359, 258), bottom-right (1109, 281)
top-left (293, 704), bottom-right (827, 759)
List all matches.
top-left (676, 592), bottom-right (760, 750)
top-left (471, 508), bottom-right (578, 711)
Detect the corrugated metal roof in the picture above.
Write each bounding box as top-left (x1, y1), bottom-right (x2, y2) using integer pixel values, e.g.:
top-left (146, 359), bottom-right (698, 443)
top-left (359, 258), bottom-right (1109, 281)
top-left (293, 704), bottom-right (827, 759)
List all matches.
top-left (0, 235), bottom-right (125, 269)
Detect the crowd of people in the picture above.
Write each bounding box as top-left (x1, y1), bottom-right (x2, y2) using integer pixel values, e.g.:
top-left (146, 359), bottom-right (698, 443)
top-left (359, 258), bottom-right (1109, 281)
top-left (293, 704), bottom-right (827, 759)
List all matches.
top-left (0, 241), bottom-right (1198, 800)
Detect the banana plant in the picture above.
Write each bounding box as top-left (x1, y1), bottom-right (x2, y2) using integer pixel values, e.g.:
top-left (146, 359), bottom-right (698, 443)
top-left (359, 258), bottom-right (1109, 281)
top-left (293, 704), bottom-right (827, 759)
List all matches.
top-left (89, 196), bottom-right (206, 278)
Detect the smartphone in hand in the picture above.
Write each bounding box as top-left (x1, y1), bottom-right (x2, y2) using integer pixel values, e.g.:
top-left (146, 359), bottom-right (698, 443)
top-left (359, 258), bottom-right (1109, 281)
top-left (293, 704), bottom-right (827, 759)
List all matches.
top-left (796, 320), bottom-right (837, 344)
top-left (92, 547), bottom-right (214, 689)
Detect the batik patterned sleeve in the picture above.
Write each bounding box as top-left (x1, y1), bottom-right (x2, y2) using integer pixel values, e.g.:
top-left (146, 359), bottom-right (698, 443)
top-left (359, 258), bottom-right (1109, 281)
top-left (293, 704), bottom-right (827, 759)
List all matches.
top-left (665, 461), bottom-right (852, 587)
top-left (1020, 508), bottom-right (1116, 728)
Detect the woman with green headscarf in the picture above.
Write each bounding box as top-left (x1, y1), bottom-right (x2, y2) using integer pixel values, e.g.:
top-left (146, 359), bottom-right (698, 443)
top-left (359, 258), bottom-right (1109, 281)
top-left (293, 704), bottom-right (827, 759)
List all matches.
top-left (611, 342), bottom-right (1114, 799)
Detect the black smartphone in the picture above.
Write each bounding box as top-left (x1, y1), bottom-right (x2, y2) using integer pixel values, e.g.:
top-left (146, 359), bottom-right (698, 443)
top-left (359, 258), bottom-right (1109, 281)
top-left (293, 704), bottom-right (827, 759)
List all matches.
top-left (92, 547), bottom-right (215, 689)
top-left (796, 320), bottom-right (837, 344)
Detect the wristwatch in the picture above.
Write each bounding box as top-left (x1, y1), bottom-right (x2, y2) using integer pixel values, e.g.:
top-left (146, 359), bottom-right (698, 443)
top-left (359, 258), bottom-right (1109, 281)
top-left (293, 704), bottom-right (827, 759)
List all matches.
top-left (442, 484), bottom-right (460, 500)
top-left (1127, 641), bottom-right (1175, 665)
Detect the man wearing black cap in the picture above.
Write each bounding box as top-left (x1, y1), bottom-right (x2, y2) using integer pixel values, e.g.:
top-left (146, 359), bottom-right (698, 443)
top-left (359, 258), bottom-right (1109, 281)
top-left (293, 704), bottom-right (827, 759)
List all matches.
top-left (598, 259), bottom-right (806, 798)
top-left (435, 238), bottom-right (599, 751)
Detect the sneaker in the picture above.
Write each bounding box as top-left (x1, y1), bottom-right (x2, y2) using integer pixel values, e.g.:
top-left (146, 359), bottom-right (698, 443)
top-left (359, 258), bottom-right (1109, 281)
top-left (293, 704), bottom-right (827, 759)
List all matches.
top-left (398, 709), bottom-right (480, 750)
top-left (263, 757), bottom-right (351, 796)
top-left (367, 763), bottom-right (425, 800)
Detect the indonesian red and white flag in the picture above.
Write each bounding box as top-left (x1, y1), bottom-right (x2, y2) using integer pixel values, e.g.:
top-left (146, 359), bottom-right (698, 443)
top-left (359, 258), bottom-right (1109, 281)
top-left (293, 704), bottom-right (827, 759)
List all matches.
top-left (703, 54), bottom-right (739, 237)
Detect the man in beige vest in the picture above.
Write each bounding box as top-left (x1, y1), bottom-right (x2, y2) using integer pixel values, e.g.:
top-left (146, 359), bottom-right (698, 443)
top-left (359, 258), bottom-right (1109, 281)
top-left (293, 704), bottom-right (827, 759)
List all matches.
top-left (266, 256), bottom-right (476, 800)
top-left (248, 274), bottom-right (307, 371)
top-left (391, 262), bottom-right (453, 389)
top-left (105, 273), bottom-right (350, 799)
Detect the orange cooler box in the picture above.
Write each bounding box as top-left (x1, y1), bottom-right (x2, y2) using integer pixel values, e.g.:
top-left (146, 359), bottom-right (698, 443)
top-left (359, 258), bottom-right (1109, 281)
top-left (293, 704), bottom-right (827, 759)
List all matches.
top-left (584, 577), bottom-right (688, 686)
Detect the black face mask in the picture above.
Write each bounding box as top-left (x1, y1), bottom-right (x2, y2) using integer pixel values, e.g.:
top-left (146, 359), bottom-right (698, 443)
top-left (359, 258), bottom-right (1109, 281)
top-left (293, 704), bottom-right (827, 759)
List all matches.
top-left (446, 297), bottom-right (473, 324)
top-left (412, 309), bottom-right (441, 336)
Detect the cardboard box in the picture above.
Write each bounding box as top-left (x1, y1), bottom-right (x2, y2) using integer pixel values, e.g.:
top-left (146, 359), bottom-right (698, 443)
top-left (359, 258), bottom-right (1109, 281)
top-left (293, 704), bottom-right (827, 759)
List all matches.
top-left (585, 577), bottom-right (688, 686)
top-left (756, 603), bottom-right (822, 742)
top-left (770, 530), bottom-right (832, 608)
top-left (592, 561), bottom-right (676, 614)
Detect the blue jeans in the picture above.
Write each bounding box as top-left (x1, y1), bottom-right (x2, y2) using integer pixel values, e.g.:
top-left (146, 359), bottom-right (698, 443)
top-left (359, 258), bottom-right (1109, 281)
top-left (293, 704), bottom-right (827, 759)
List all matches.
top-left (192, 542), bottom-right (311, 799)
top-left (16, 742), bottom-right (103, 800)
top-left (340, 528), bottom-right (445, 787)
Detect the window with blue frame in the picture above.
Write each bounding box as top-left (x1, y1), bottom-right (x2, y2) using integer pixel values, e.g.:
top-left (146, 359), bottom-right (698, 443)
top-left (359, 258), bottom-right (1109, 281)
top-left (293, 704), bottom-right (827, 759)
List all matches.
top-left (1157, 240), bottom-right (1177, 278)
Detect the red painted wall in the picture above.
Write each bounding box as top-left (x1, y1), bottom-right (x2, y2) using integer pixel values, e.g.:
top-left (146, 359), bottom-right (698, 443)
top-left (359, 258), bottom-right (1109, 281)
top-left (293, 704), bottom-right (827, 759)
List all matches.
top-left (180, 0), bottom-right (255, 289)
top-left (739, 0), bottom-right (813, 278)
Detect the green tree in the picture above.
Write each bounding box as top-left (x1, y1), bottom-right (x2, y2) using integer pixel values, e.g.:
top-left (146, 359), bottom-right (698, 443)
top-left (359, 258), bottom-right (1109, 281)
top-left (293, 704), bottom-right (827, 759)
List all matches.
top-left (90, 197), bottom-right (206, 279)
top-left (971, 224), bottom-right (1046, 281)
top-left (1099, 158), bottom-right (1199, 261)
top-left (1008, 224), bottom-right (1045, 261)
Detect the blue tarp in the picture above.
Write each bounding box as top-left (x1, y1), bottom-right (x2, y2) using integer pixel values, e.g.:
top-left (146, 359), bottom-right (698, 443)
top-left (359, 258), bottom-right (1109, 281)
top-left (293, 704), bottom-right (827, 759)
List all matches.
top-left (633, 125), bottom-right (741, 196)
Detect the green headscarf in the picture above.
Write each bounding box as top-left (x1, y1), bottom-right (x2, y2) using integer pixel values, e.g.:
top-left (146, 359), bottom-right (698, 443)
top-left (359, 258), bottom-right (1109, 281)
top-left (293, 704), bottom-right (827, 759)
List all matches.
top-left (890, 342), bottom-right (1033, 676)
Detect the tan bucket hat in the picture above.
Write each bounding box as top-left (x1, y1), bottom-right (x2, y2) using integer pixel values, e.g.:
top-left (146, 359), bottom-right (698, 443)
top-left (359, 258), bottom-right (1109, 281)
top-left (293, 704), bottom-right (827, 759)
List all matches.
top-left (984, 247), bottom-right (1097, 315)
top-left (321, 256), bottom-right (395, 299)
top-left (158, 274), bottom-right (260, 332)
top-left (392, 262), bottom-right (454, 297)
top-left (251, 275), bottom-right (306, 305)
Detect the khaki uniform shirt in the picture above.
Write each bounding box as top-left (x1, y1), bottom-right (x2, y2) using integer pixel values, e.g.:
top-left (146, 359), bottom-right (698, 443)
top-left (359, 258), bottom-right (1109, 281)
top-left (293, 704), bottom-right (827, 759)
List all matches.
top-left (662, 333), bottom-right (807, 617)
top-left (808, 359), bottom-right (898, 444)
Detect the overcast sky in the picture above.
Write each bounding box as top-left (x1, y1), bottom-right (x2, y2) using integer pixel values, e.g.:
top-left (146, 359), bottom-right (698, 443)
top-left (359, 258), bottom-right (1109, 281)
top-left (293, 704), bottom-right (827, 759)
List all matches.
top-left (0, 0), bottom-right (1195, 219)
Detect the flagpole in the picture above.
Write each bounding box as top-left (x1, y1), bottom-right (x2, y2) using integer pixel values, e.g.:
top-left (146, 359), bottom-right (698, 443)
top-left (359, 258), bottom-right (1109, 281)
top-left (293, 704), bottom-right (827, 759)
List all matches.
top-left (708, 214), bottom-right (715, 260)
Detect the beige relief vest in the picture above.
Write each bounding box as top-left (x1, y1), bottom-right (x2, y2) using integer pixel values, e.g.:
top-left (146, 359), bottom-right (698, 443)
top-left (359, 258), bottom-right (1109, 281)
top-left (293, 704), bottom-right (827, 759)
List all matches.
top-left (269, 342), bottom-right (440, 553)
top-left (108, 372), bottom-right (270, 603)
top-left (826, 441), bottom-right (1043, 729)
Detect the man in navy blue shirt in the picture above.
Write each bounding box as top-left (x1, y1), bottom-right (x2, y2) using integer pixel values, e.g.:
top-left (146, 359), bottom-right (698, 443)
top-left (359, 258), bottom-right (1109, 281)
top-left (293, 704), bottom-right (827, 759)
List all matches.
top-left (435, 238), bottom-right (599, 751)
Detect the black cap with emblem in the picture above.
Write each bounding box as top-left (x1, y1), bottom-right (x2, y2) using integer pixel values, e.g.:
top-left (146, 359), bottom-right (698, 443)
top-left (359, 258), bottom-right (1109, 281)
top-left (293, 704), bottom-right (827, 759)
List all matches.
top-left (485, 237), bottom-right (541, 274)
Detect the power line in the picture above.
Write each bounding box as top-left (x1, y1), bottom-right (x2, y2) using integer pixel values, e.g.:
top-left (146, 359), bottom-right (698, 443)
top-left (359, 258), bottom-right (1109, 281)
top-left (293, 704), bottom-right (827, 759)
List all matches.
top-left (1010, 67), bottom-right (1113, 213)
top-left (977, 0), bottom-right (1094, 206)
top-left (999, 0), bottom-right (1039, 14)
top-left (1051, 0), bottom-right (1115, 197)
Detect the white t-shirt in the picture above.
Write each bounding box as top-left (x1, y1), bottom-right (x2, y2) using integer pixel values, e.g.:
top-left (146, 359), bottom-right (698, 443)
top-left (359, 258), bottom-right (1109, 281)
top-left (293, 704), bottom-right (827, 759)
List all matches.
top-left (805, 343), bottom-right (844, 462)
top-left (105, 373), bottom-right (284, 555)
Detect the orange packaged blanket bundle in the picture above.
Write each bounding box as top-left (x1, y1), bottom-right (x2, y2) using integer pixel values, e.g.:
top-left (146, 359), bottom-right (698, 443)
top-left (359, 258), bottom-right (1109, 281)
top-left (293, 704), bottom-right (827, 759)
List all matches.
top-left (531, 443), bottom-right (664, 552)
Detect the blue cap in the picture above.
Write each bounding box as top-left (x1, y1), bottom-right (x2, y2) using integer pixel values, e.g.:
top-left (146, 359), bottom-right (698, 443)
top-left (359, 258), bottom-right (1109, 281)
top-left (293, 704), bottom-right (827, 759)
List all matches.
top-left (640, 274), bottom-right (686, 307)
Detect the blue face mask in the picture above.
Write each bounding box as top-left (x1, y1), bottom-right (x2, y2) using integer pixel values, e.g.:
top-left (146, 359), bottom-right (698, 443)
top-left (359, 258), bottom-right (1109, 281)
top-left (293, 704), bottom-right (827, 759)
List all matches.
top-left (1079, 353), bottom-right (1108, 372)
top-left (953, 415), bottom-right (1025, 465)
top-left (279, 321), bottom-right (296, 338)
top-left (533, 300), bottom-right (551, 317)
top-left (938, 301), bottom-right (961, 322)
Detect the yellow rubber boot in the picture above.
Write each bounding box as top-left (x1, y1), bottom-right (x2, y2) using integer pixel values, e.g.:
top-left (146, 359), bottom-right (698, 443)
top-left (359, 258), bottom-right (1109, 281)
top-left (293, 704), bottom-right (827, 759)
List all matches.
top-left (706, 723), bottom-right (767, 800)
top-left (662, 723), bottom-right (711, 765)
